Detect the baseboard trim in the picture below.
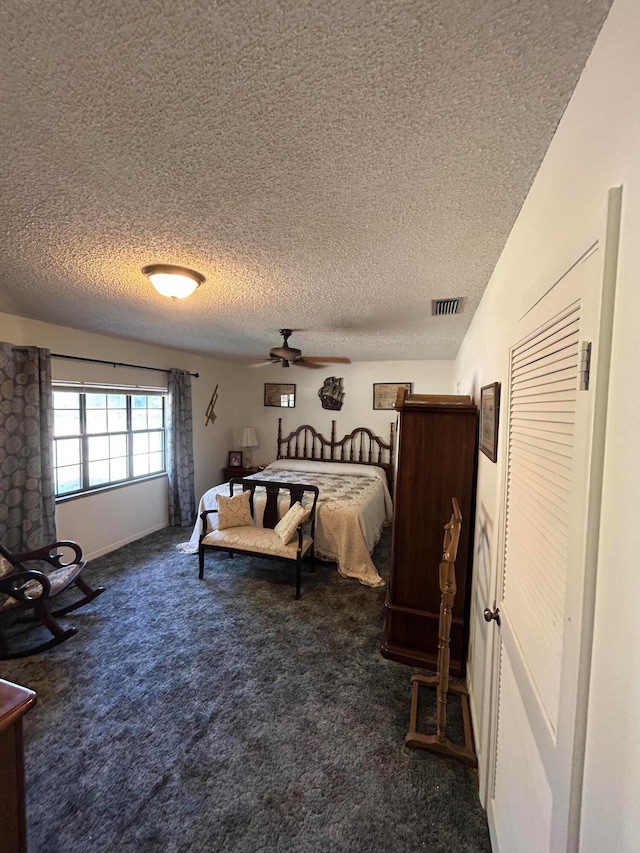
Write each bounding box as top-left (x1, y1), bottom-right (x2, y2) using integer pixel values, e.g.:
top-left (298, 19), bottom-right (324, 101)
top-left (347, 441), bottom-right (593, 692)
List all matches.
top-left (84, 523), bottom-right (169, 561)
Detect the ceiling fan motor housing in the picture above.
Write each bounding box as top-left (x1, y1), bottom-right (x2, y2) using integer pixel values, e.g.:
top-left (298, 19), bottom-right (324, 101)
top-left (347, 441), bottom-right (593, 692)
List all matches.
top-left (269, 345), bottom-right (302, 361)
top-left (264, 328), bottom-right (349, 367)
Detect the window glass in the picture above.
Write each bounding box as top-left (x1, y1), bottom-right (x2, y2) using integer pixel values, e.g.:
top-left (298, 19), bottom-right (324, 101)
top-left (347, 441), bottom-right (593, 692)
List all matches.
top-left (53, 389), bottom-right (166, 497)
top-left (54, 409), bottom-right (80, 436)
top-left (89, 460), bottom-right (110, 486)
top-left (86, 409), bottom-right (107, 434)
top-left (109, 434), bottom-right (127, 457)
top-left (132, 409), bottom-right (148, 431)
top-left (86, 393), bottom-right (107, 409)
top-left (88, 436), bottom-right (109, 461)
top-left (147, 408), bottom-right (163, 429)
top-left (55, 437), bottom-right (81, 467)
top-left (132, 432), bottom-right (149, 454)
top-left (149, 431), bottom-right (163, 452)
top-left (149, 452), bottom-right (164, 473)
top-left (107, 408), bottom-right (127, 432)
top-left (56, 465), bottom-right (81, 495)
top-left (54, 391), bottom-right (80, 410)
top-left (110, 457), bottom-right (127, 481)
top-left (133, 454), bottom-right (150, 477)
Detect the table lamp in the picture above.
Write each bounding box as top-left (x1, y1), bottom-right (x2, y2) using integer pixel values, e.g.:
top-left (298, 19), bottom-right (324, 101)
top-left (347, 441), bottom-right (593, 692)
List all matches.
top-left (240, 426), bottom-right (259, 467)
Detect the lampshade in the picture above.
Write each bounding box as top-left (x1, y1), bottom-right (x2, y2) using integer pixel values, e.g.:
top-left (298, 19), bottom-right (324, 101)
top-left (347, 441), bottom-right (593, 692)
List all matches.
top-left (240, 426), bottom-right (259, 467)
top-left (240, 427), bottom-right (259, 449)
top-left (142, 264), bottom-right (205, 299)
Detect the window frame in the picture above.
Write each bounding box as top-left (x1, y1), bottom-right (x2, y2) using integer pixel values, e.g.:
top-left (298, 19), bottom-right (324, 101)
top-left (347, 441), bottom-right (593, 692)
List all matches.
top-left (52, 385), bottom-right (168, 500)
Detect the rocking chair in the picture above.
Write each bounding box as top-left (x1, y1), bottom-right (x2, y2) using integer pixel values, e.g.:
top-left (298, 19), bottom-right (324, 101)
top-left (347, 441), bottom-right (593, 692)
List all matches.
top-left (0, 540), bottom-right (105, 660)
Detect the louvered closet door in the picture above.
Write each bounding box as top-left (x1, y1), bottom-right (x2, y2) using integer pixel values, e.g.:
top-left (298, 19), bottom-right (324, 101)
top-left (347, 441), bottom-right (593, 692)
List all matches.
top-left (506, 303), bottom-right (580, 734)
top-left (487, 189), bottom-right (621, 853)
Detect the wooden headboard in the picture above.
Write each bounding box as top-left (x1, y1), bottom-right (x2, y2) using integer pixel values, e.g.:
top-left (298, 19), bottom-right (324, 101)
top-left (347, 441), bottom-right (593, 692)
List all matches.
top-left (276, 419), bottom-right (395, 489)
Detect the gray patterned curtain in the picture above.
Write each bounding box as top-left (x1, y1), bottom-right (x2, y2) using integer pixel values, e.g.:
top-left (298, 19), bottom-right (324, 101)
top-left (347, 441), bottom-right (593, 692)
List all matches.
top-left (0, 342), bottom-right (56, 551)
top-left (167, 369), bottom-right (196, 527)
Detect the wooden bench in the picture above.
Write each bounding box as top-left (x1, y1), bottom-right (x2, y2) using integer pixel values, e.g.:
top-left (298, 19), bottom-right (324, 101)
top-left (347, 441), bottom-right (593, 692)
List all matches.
top-left (198, 478), bottom-right (320, 599)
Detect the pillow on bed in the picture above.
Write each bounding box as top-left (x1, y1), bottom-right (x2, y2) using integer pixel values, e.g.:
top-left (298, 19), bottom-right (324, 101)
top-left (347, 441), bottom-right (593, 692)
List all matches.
top-left (216, 490), bottom-right (253, 530)
top-left (274, 501), bottom-right (311, 545)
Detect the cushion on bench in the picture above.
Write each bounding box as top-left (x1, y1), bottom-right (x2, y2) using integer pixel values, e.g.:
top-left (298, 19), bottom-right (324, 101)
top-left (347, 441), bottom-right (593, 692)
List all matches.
top-left (201, 526), bottom-right (313, 559)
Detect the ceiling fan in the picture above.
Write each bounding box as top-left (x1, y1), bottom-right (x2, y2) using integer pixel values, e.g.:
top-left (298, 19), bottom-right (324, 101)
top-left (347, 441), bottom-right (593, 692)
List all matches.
top-left (252, 329), bottom-right (351, 369)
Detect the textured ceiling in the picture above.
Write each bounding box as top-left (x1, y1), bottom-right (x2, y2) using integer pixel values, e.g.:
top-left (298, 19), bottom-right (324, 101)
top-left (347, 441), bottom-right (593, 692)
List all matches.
top-left (0, 0), bottom-right (612, 363)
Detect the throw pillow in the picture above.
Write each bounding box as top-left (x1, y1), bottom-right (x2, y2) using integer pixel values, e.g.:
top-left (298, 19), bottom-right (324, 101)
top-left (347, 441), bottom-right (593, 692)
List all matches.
top-left (216, 490), bottom-right (253, 530)
top-left (274, 501), bottom-right (311, 545)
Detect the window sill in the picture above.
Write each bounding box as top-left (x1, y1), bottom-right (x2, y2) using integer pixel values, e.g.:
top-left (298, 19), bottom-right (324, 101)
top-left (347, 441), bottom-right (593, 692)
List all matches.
top-left (55, 473), bottom-right (167, 504)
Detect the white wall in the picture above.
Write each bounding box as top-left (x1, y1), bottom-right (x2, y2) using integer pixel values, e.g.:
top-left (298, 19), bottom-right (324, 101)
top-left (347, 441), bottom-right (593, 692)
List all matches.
top-left (230, 359), bottom-right (455, 467)
top-left (455, 0), bottom-right (640, 848)
top-left (0, 312), bottom-right (241, 557)
top-left (1, 311), bottom-right (456, 556)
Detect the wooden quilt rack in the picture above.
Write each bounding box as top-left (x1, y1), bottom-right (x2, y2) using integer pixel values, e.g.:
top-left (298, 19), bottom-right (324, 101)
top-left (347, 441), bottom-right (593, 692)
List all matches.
top-left (404, 498), bottom-right (477, 767)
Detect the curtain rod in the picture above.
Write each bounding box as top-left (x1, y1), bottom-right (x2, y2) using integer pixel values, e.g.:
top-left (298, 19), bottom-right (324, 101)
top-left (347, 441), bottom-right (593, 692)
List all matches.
top-left (50, 352), bottom-right (199, 378)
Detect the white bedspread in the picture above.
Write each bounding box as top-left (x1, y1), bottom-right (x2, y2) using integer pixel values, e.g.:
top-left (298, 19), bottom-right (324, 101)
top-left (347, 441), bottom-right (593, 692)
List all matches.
top-left (177, 459), bottom-right (393, 587)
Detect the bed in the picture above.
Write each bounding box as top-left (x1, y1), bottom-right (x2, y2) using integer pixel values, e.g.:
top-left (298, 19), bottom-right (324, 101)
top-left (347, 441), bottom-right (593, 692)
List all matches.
top-left (178, 420), bottom-right (395, 588)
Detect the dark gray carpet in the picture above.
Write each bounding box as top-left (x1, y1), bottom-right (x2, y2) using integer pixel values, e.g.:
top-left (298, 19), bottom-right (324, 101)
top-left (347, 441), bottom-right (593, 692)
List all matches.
top-left (2, 527), bottom-right (491, 852)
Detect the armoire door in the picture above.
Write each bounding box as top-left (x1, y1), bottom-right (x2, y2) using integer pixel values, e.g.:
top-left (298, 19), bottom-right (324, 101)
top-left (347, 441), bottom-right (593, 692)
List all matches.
top-left (484, 187), bottom-right (621, 852)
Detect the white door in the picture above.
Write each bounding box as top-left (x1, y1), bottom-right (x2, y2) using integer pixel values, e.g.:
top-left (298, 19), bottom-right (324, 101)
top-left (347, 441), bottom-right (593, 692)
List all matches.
top-left (485, 188), bottom-right (621, 853)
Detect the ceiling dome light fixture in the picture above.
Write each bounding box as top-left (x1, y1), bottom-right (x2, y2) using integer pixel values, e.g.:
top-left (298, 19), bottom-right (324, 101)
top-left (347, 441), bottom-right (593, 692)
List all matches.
top-left (142, 264), bottom-right (205, 299)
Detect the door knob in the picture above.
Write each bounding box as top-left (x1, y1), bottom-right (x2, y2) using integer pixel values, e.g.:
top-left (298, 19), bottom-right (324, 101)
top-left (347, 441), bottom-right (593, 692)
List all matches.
top-left (484, 607), bottom-right (501, 626)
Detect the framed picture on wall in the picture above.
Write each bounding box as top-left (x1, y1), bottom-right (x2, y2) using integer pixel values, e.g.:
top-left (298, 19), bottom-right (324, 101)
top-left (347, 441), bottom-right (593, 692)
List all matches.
top-left (264, 383), bottom-right (296, 407)
top-left (479, 382), bottom-right (501, 462)
top-left (228, 450), bottom-right (243, 468)
top-left (373, 382), bottom-right (413, 410)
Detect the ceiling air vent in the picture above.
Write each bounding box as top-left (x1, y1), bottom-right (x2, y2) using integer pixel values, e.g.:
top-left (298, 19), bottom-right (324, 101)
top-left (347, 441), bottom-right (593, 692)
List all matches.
top-left (432, 297), bottom-right (464, 316)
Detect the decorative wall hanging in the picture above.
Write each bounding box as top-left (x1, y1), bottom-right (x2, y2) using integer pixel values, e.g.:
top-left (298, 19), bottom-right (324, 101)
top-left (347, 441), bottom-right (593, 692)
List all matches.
top-left (318, 377), bottom-right (344, 411)
top-left (205, 385), bottom-right (219, 425)
top-left (479, 382), bottom-right (501, 462)
top-left (373, 382), bottom-right (413, 410)
top-left (264, 383), bottom-right (296, 407)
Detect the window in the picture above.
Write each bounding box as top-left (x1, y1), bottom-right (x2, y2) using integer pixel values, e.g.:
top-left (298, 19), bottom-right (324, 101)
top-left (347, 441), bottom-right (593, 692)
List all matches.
top-left (53, 388), bottom-right (166, 497)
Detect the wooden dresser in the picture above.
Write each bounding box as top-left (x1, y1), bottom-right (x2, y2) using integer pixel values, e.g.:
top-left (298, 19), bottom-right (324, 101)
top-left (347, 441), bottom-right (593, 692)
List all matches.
top-left (0, 679), bottom-right (37, 853)
top-left (381, 391), bottom-right (478, 677)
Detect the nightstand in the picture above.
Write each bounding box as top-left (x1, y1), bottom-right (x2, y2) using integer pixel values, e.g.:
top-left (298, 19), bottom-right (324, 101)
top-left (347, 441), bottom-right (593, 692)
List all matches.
top-left (224, 466), bottom-right (261, 481)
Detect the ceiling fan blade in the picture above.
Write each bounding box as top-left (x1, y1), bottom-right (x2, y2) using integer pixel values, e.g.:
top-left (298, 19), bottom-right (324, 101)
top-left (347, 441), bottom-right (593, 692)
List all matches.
top-left (303, 356), bottom-right (351, 364)
top-left (248, 359), bottom-right (280, 368)
top-left (295, 360), bottom-right (323, 369)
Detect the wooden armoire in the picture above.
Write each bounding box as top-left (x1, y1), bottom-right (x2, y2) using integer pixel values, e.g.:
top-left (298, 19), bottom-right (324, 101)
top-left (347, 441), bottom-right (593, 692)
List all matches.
top-left (381, 390), bottom-right (478, 677)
